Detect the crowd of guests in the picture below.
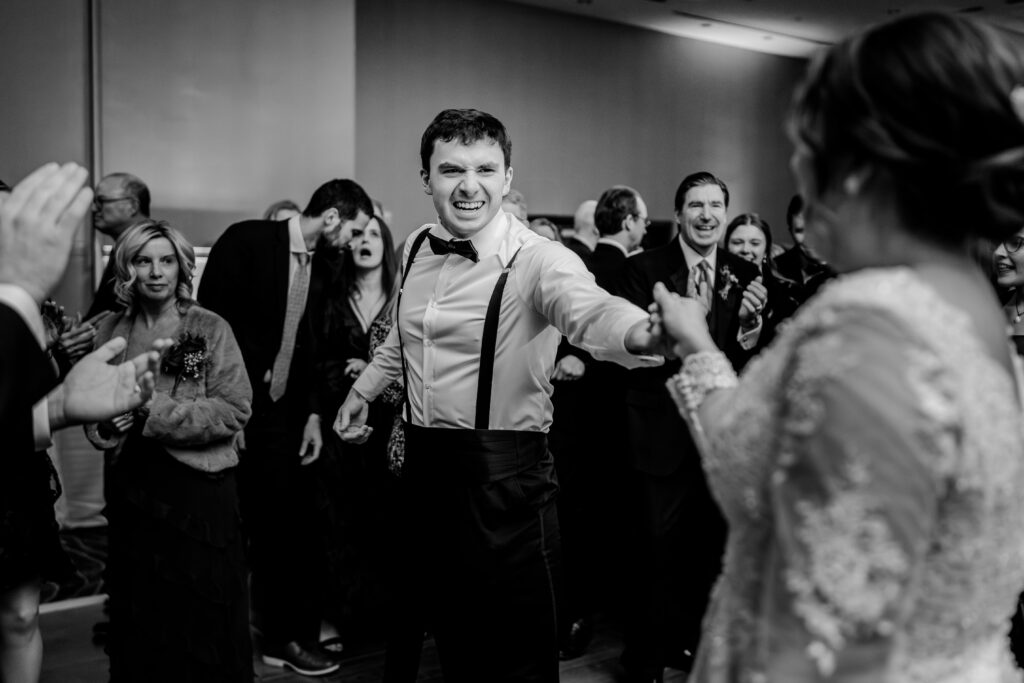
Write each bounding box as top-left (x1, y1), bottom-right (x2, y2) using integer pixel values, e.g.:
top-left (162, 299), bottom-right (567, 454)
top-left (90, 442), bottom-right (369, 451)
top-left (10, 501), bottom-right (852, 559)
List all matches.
top-left (5, 9), bottom-right (1024, 683)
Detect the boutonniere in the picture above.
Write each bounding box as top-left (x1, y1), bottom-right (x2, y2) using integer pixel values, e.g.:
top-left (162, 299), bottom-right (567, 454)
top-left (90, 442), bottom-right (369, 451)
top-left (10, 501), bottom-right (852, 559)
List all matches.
top-left (162, 332), bottom-right (210, 390)
top-left (718, 266), bottom-right (741, 301)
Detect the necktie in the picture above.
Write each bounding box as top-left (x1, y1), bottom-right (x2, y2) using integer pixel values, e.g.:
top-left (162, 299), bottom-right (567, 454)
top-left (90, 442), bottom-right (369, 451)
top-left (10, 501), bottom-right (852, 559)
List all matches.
top-left (427, 232), bottom-right (479, 262)
top-left (687, 259), bottom-right (713, 311)
top-left (269, 252), bottom-right (310, 401)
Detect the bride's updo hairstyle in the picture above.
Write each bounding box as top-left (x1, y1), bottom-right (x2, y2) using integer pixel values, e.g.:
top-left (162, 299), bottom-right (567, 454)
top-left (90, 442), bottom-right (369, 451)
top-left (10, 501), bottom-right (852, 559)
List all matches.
top-left (788, 12), bottom-right (1024, 244)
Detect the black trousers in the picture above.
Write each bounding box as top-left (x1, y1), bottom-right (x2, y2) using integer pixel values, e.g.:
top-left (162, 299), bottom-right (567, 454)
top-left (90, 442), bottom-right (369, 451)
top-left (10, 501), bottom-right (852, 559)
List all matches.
top-left (239, 404), bottom-right (329, 648)
top-left (623, 464), bottom-right (726, 676)
top-left (389, 425), bottom-right (562, 683)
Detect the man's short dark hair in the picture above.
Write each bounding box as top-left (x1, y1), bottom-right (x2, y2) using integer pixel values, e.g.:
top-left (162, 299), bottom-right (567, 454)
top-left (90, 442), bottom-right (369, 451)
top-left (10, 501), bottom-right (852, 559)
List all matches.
top-left (673, 171), bottom-right (729, 213)
top-left (420, 109), bottom-right (511, 172)
top-left (303, 179), bottom-right (373, 221)
top-left (107, 172), bottom-right (151, 217)
top-left (594, 186), bottom-right (640, 237)
top-left (786, 194), bottom-right (804, 232)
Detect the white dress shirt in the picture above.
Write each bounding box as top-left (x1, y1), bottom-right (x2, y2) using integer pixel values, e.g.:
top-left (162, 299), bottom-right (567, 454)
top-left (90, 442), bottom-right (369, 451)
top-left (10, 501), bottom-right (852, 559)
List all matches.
top-left (679, 235), bottom-right (718, 288)
top-left (286, 214), bottom-right (315, 288)
top-left (0, 284), bottom-right (52, 449)
top-left (353, 210), bottom-right (659, 432)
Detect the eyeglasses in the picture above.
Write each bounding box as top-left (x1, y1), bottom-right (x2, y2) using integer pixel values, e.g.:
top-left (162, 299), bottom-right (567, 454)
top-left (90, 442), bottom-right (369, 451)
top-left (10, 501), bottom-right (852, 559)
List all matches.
top-left (92, 195), bottom-right (130, 210)
top-left (1004, 236), bottom-right (1024, 254)
top-left (632, 215), bottom-right (651, 228)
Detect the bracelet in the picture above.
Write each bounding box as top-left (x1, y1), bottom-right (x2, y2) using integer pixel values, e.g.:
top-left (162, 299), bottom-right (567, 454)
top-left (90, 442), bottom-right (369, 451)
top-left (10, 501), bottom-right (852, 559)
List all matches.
top-left (667, 351), bottom-right (738, 410)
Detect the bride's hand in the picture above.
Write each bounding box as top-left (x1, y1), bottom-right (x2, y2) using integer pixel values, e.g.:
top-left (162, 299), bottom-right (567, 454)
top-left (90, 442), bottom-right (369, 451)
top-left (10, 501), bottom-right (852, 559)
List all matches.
top-left (651, 282), bottom-right (718, 358)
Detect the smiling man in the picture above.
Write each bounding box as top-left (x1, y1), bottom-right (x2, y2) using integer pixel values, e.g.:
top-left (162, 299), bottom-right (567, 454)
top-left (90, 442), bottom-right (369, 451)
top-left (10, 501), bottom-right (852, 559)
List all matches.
top-left (617, 171), bottom-right (765, 682)
top-left (334, 109), bottom-right (664, 682)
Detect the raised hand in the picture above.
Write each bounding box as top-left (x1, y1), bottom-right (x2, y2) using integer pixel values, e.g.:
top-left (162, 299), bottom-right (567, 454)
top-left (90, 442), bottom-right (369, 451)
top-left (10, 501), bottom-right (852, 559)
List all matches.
top-left (0, 163), bottom-right (93, 305)
top-left (651, 282), bottom-right (718, 358)
top-left (50, 336), bottom-right (170, 430)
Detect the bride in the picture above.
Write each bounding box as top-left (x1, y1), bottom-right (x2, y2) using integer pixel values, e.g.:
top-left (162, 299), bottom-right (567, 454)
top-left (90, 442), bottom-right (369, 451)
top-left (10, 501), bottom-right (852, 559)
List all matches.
top-left (651, 11), bottom-right (1024, 682)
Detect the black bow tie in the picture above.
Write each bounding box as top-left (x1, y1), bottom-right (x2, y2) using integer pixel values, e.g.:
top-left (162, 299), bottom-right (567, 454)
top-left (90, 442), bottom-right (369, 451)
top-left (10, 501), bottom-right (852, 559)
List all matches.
top-left (427, 232), bottom-right (479, 262)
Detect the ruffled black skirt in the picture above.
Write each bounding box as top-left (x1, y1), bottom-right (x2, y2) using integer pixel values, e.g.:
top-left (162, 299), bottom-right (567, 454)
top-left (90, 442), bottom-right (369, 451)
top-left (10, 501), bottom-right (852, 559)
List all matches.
top-left (106, 436), bottom-right (252, 683)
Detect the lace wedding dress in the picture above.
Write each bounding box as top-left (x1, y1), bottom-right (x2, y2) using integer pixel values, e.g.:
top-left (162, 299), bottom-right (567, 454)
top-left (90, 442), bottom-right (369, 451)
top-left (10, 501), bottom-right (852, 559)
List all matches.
top-left (671, 268), bottom-right (1024, 682)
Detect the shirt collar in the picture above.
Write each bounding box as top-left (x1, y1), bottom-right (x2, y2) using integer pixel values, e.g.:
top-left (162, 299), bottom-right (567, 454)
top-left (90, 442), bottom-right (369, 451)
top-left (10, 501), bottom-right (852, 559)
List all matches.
top-left (678, 235), bottom-right (717, 273)
top-left (287, 214), bottom-right (313, 255)
top-left (597, 237), bottom-right (629, 257)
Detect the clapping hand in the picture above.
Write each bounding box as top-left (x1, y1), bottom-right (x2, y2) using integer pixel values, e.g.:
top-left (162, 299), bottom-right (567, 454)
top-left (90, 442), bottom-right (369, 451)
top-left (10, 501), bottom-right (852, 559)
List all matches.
top-left (50, 336), bottom-right (173, 430)
top-left (58, 311), bottom-right (112, 362)
top-left (104, 411), bottom-right (135, 436)
top-left (737, 277), bottom-right (768, 330)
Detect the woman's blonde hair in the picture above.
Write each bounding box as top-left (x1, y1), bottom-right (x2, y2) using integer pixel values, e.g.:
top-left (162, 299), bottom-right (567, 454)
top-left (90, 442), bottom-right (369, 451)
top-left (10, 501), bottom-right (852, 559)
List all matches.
top-left (113, 220), bottom-right (196, 313)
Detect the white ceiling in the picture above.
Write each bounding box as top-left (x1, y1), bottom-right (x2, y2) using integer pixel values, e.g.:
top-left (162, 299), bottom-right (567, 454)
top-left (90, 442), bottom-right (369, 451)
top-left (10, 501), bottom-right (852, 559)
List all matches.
top-left (502, 0), bottom-right (1024, 57)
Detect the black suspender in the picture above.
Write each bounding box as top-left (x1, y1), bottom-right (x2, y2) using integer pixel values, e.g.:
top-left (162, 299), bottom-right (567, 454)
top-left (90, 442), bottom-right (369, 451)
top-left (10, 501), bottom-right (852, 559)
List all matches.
top-left (475, 245), bottom-right (523, 429)
top-left (395, 228), bottom-right (524, 430)
top-left (396, 229), bottom-right (431, 424)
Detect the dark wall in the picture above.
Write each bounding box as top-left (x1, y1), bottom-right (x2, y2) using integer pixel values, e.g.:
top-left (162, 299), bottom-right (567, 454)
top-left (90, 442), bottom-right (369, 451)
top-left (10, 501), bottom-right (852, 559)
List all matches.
top-left (355, 0), bottom-right (808, 242)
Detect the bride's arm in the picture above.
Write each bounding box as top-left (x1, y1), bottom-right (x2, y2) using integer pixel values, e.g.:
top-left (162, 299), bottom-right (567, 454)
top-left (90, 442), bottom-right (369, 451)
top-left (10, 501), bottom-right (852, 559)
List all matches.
top-left (761, 307), bottom-right (949, 679)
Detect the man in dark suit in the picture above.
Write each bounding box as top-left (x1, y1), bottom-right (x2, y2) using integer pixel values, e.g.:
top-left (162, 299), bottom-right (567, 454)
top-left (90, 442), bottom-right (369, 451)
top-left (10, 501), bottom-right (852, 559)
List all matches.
top-left (549, 186), bottom-right (649, 660)
top-left (199, 179), bottom-right (373, 677)
top-left (617, 172), bottom-right (766, 682)
top-left (775, 194), bottom-right (835, 302)
top-left (563, 199), bottom-right (598, 261)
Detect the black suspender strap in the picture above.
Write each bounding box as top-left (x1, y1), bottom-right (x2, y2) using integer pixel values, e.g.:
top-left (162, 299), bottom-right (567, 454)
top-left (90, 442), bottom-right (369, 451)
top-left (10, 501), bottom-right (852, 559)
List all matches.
top-left (396, 229), bottom-right (432, 423)
top-left (474, 245), bottom-right (525, 430)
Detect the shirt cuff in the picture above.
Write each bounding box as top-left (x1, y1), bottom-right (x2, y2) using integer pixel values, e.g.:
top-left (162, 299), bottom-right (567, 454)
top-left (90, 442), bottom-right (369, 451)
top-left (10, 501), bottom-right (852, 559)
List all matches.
top-left (351, 364), bottom-right (387, 402)
top-left (33, 398), bottom-right (52, 450)
top-left (0, 284), bottom-right (47, 349)
top-left (738, 319), bottom-right (762, 350)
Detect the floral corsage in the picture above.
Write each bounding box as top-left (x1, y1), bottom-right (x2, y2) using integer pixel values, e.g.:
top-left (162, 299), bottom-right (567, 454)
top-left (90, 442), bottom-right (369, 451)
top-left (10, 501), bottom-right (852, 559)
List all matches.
top-left (718, 266), bottom-right (741, 302)
top-left (162, 332), bottom-right (210, 391)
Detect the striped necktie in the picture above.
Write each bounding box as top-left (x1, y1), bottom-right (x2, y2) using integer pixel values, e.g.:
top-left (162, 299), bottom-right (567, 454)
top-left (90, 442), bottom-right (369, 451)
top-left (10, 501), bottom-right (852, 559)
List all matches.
top-left (687, 259), bottom-right (713, 310)
top-left (269, 251), bottom-right (310, 401)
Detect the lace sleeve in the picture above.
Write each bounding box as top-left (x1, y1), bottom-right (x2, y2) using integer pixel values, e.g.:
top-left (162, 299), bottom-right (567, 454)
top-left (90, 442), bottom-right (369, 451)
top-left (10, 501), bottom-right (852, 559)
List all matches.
top-left (764, 307), bottom-right (957, 679)
top-left (666, 350), bottom-right (738, 416)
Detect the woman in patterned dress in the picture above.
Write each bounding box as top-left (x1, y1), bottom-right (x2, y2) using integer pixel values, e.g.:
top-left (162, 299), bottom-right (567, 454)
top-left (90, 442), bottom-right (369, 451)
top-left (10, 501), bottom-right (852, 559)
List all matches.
top-left (652, 12), bottom-right (1024, 682)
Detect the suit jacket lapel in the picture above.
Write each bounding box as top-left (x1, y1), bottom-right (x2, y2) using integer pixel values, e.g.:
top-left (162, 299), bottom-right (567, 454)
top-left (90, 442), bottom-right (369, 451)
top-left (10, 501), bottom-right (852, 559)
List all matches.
top-left (709, 248), bottom-right (739, 345)
top-left (667, 239), bottom-right (688, 296)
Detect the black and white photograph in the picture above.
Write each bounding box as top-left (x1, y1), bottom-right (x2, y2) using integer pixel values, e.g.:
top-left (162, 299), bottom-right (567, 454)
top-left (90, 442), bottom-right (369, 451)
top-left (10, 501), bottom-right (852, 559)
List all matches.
top-left (4, 1), bottom-right (1024, 681)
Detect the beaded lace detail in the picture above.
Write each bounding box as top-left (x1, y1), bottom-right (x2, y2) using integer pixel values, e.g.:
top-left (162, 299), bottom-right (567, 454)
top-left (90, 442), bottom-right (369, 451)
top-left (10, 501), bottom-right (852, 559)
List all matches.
top-left (687, 267), bottom-right (1024, 683)
top-left (668, 351), bottom-right (739, 414)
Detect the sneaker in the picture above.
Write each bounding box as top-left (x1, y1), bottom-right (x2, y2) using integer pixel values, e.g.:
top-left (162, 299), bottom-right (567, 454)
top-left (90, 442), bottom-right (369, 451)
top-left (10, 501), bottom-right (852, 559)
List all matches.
top-left (261, 640), bottom-right (340, 677)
